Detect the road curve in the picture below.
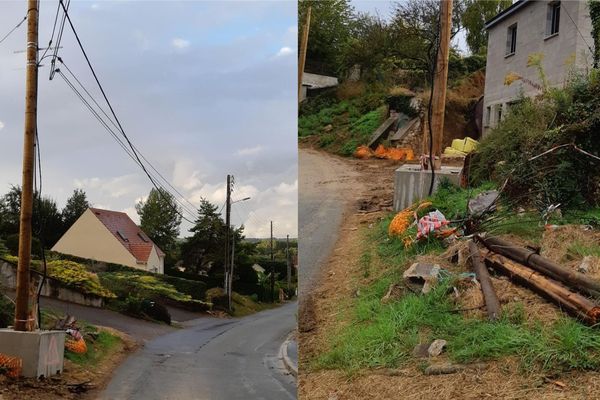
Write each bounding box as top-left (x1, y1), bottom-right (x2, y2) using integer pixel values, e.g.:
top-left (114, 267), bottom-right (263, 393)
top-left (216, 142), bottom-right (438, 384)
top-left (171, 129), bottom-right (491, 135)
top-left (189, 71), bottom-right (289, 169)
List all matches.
top-left (98, 302), bottom-right (297, 400)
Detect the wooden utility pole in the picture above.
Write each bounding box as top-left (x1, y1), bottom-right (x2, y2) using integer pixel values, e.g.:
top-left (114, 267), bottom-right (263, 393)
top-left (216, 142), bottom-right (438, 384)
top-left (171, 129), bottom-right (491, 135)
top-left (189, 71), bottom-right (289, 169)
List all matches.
top-left (286, 234), bottom-right (291, 291)
top-left (270, 221), bottom-right (275, 302)
top-left (224, 175), bottom-right (231, 301)
top-left (14, 0), bottom-right (39, 332)
top-left (298, 6), bottom-right (311, 101)
top-left (228, 234), bottom-right (235, 312)
top-left (430, 0), bottom-right (453, 170)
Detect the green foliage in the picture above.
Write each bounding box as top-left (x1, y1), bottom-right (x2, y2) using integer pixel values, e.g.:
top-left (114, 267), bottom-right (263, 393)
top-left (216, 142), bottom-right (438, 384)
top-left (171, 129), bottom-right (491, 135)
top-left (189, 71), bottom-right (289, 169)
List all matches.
top-left (461, 0), bottom-right (512, 54)
top-left (317, 219), bottom-right (600, 374)
top-left (65, 329), bottom-right (121, 366)
top-left (428, 179), bottom-right (495, 220)
top-left (61, 189), bottom-right (90, 229)
top-left (590, 0), bottom-right (600, 67)
top-left (46, 260), bottom-right (116, 299)
top-left (136, 188), bottom-right (182, 254)
top-left (0, 292), bottom-right (14, 328)
top-left (472, 70), bottom-right (600, 209)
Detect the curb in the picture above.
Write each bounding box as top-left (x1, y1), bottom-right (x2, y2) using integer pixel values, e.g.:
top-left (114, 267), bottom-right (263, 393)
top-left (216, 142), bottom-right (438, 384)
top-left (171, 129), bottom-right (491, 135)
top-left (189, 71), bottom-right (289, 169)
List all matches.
top-left (280, 332), bottom-right (298, 378)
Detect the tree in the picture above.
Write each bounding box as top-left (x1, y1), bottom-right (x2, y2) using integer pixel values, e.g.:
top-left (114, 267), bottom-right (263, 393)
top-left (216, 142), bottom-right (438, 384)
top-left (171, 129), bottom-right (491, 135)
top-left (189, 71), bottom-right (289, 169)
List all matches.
top-left (298, 0), bottom-right (356, 74)
top-left (180, 198), bottom-right (226, 275)
top-left (590, 0), bottom-right (600, 68)
top-left (136, 188), bottom-right (182, 254)
top-left (61, 189), bottom-right (90, 230)
top-left (390, 0), bottom-right (465, 74)
top-left (0, 185), bottom-right (63, 247)
top-left (462, 0), bottom-right (512, 55)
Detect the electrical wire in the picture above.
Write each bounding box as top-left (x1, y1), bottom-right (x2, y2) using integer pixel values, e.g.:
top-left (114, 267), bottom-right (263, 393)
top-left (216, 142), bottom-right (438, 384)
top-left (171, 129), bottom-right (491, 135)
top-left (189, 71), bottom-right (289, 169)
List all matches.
top-left (55, 1), bottom-right (197, 223)
top-left (0, 14), bottom-right (27, 46)
top-left (50, 0), bottom-right (69, 80)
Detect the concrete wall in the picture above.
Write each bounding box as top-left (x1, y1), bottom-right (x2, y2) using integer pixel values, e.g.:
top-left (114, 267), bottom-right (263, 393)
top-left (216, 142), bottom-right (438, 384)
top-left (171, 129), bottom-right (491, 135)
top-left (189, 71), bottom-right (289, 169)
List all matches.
top-left (0, 261), bottom-right (104, 308)
top-left (52, 209), bottom-right (139, 270)
top-left (0, 329), bottom-right (65, 378)
top-left (483, 0), bottom-right (593, 134)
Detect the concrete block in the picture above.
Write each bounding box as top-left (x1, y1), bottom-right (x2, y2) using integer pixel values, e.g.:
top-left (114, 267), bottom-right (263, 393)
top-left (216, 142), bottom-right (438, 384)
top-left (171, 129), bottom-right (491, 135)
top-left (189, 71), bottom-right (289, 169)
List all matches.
top-left (393, 164), bottom-right (462, 211)
top-left (0, 329), bottom-right (65, 378)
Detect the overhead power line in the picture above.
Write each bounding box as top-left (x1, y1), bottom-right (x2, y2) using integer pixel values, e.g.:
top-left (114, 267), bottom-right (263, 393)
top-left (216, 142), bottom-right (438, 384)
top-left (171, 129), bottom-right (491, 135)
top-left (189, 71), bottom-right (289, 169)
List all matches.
top-left (0, 14), bottom-right (27, 46)
top-left (54, 0), bottom-right (198, 223)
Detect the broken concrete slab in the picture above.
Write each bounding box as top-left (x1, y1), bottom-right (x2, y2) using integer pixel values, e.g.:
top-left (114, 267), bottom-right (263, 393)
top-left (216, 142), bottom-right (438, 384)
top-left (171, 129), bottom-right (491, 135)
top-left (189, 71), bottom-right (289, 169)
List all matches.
top-left (367, 115), bottom-right (400, 149)
top-left (403, 262), bottom-right (441, 293)
top-left (468, 190), bottom-right (499, 216)
top-left (427, 339), bottom-right (447, 357)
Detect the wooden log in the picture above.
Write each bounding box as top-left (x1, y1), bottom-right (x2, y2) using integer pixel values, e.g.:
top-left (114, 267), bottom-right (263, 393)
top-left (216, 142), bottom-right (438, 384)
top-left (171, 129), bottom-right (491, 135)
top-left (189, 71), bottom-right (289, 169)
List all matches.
top-left (476, 235), bottom-right (600, 297)
top-left (484, 252), bottom-right (600, 324)
top-left (468, 241), bottom-right (501, 321)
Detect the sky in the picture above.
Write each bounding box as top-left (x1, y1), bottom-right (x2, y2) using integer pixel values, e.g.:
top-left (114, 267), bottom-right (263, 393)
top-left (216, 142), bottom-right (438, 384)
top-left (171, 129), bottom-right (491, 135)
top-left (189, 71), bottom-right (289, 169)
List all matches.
top-left (0, 0), bottom-right (297, 239)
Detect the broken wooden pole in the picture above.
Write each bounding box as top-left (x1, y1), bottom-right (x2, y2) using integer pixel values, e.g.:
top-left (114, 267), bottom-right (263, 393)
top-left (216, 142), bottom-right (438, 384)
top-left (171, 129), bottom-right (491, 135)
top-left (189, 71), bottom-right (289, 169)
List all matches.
top-left (484, 252), bottom-right (600, 324)
top-left (468, 241), bottom-right (501, 321)
top-left (476, 235), bottom-right (600, 297)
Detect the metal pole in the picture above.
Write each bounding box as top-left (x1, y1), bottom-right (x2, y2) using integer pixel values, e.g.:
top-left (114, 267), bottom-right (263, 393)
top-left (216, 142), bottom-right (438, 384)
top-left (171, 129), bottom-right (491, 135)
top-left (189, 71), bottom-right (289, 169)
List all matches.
top-left (430, 0), bottom-right (452, 170)
top-left (298, 6), bottom-right (311, 102)
top-left (270, 221), bottom-right (274, 302)
top-left (286, 234), bottom-right (291, 291)
top-left (224, 175), bottom-right (231, 300)
top-left (229, 233), bottom-right (235, 312)
top-left (14, 0), bottom-right (39, 332)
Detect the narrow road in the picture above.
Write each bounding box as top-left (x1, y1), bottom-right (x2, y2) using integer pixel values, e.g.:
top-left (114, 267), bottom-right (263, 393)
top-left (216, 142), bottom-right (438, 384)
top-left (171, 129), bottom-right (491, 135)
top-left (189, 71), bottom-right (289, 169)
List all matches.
top-left (98, 301), bottom-right (297, 400)
top-left (298, 148), bottom-right (359, 295)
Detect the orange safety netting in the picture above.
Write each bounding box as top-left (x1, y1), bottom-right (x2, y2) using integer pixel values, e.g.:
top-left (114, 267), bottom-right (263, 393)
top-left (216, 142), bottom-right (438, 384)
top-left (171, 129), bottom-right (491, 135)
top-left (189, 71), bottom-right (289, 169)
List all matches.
top-left (0, 353), bottom-right (23, 378)
top-left (354, 145), bottom-right (415, 161)
top-left (65, 337), bottom-right (87, 354)
top-left (388, 201), bottom-right (432, 237)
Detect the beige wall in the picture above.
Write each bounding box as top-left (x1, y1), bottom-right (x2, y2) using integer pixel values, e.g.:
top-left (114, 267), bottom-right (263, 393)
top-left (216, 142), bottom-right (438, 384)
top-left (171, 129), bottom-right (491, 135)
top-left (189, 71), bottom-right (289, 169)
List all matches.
top-left (483, 1), bottom-right (594, 134)
top-left (146, 245), bottom-right (165, 274)
top-left (52, 209), bottom-right (139, 269)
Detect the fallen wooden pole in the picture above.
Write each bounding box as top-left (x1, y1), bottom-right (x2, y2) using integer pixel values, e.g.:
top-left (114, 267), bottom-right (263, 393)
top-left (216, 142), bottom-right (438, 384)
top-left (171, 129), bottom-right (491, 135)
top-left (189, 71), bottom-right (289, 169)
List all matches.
top-left (468, 241), bottom-right (501, 321)
top-left (484, 252), bottom-right (600, 324)
top-left (476, 235), bottom-right (600, 297)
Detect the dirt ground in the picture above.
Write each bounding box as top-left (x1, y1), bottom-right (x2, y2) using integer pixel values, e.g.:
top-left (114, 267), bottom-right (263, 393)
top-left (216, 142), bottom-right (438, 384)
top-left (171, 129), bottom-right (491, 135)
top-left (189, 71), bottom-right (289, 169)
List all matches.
top-left (298, 148), bottom-right (600, 400)
top-left (0, 327), bottom-right (137, 400)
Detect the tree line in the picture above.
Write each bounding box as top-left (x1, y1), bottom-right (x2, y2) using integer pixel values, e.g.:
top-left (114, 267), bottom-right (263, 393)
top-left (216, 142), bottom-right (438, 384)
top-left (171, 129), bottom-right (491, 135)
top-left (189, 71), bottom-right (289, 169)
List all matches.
top-left (299, 0), bottom-right (511, 80)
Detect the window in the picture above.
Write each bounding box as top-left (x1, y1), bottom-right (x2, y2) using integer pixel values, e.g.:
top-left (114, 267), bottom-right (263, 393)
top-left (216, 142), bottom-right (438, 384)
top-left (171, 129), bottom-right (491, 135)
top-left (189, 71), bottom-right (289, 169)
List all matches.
top-left (546, 1), bottom-right (560, 37)
top-left (496, 104), bottom-right (503, 125)
top-left (506, 23), bottom-right (517, 55)
top-left (485, 106), bottom-right (491, 127)
top-left (117, 230), bottom-right (129, 242)
top-left (138, 232), bottom-right (149, 242)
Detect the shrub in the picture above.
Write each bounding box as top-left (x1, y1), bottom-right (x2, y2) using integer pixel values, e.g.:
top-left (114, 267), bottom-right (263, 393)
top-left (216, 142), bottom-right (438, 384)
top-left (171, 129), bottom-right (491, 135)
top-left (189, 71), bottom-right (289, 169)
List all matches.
top-left (0, 293), bottom-right (13, 328)
top-left (141, 299), bottom-right (171, 325)
top-left (45, 260), bottom-right (116, 298)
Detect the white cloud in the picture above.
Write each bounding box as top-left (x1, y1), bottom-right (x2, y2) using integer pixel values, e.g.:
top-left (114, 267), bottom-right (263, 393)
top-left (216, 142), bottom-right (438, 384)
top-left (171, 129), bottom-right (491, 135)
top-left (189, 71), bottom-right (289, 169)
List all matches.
top-left (91, 4), bottom-right (99, 10)
top-left (73, 174), bottom-right (143, 199)
top-left (275, 46), bottom-right (293, 57)
top-left (172, 159), bottom-right (203, 191)
top-left (172, 38), bottom-right (190, 49)
top-left (236, 145), bottom-right (263, 156)
top-left (0, 121), bottom-right (4, 131)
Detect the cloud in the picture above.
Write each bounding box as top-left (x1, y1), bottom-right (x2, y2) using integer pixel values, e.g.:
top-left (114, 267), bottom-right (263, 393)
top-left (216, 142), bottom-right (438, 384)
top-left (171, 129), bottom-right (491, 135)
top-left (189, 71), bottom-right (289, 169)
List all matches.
top-left (275, 46), bottom-right (293, 57)
top-left (0, 121), bottom-right (4, 131)
top-left (91, 4), bottom-right (99, 10)
top-left (236, 145), bottom-right (263, 156)
top-left (172, 38), bottom-right (190, 49)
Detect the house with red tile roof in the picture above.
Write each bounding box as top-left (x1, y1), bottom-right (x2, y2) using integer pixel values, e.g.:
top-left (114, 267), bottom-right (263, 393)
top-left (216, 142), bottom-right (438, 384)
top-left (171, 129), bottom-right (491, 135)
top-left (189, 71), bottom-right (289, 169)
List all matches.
top-left (52, 208), bottom-right (165, 274)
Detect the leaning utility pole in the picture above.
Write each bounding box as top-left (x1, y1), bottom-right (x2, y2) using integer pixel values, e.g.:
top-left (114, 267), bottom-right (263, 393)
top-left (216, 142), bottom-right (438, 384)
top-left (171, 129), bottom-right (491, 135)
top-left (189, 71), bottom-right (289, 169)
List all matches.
top-left (224, 175), bottom-right (231, 299)
top-left (430, 0), bottom-right (453, 170)
top-left (286, 234), bottom-right (291, 291)
top-left (14, 0), bottom-right (39, 332)
top-left (228, 235), bottom-right (235, 312)
top-left (298, 6), bottom-right (311, 101)
top-left (270, 221), bottom-right (275, 302)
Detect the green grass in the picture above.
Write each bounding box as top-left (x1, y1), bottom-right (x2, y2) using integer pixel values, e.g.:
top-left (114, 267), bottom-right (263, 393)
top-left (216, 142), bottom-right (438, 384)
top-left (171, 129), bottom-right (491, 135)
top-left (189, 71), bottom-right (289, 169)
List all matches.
top-left (65, 329), bottom-right (122, 366)
top-left (567, 241), bottom-right (600, 258)
top-left (316, 216), bottom-right (600, 375)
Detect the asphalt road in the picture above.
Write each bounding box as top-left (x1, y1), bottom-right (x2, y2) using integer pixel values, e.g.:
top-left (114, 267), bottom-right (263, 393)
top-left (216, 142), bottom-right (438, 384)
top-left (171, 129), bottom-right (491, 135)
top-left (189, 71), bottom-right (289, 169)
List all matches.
top-left (298, 148), bottom-right (358, 294)
top-left (99, 301), bottom-right (297, 400)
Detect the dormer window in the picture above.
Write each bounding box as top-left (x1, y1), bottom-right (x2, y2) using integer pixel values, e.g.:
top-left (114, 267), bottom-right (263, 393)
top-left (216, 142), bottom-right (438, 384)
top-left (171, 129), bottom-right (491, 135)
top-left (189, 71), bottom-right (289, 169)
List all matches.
top-left (117, 230), bottom-right (129, 242)
top-left (138, 232), bottom-right (149, 242)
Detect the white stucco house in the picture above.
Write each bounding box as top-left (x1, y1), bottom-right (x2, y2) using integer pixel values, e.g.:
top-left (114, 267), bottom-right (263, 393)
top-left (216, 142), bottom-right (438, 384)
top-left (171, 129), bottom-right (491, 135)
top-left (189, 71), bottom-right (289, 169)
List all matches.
top-left (483, 0), bottom-right (594, 134)
top-left (52, 208), bottom-right (165, 274)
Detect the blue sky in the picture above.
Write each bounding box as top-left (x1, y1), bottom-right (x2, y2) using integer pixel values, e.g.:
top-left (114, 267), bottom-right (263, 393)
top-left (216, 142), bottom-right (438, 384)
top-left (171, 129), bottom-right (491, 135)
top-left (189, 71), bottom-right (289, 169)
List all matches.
top-left (0, 0), bottom-right (297, 238)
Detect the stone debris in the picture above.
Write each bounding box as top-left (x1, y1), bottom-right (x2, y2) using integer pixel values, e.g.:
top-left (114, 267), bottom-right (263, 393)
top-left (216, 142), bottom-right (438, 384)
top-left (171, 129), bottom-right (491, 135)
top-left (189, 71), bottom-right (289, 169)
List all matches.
top-left (403, 262), bottom-right (441, 294)
top-left (427, 339), bottom-right (447, 357)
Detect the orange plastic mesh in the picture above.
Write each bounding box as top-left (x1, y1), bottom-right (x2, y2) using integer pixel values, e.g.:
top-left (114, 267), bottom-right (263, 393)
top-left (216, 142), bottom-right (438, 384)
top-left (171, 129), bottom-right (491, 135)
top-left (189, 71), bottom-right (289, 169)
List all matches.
top-left (374, 145), bottom-right (415, 161)
top-left (388, 201), bottom-right (432, 237)
top-left (0, 353), bottom-right (22, 378)
top-left (65, 337), bottom-right (88, 354)
top-left (354, 145), bottom-right (373, 159)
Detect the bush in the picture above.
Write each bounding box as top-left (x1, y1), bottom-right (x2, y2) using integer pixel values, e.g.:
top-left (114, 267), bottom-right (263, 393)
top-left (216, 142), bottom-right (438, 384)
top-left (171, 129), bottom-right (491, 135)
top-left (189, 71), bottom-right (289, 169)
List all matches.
top-left (0, 293), bottom-right (13, 328)
top-left (5, 234), bottom-right (42, 258)
top-left (471, 71), bottom-right (600, 209)
top-left (45, 260), bottom-right (116, 298)
top-left (141, 299), bottom-right (171, 325)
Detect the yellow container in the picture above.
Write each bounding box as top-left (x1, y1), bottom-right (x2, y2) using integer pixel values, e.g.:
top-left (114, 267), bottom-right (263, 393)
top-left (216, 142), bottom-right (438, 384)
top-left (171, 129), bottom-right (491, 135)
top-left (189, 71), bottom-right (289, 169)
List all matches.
top-left (451, 137), bottom-right (478, 153)
top-left (444, 146), bottom-right (467, 156)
